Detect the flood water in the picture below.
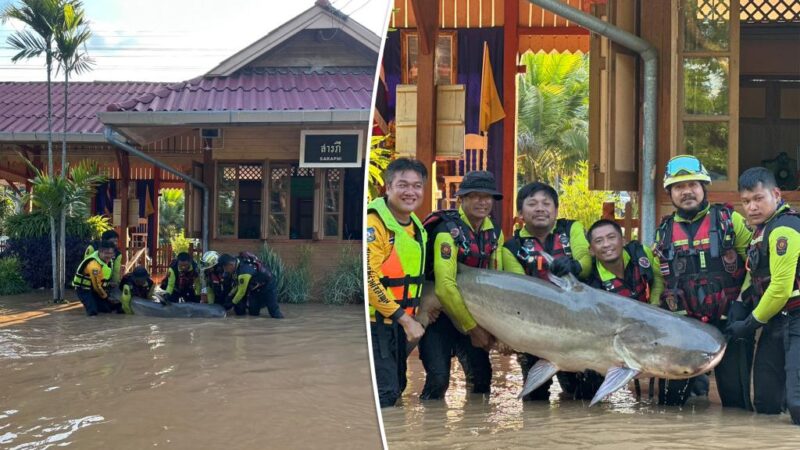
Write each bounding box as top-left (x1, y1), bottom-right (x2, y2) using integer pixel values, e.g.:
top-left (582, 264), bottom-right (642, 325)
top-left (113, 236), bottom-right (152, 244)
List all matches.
top-left (0, 294), bottom-right (381, 449)
top-left (383, 350), bottom-right (800, 449)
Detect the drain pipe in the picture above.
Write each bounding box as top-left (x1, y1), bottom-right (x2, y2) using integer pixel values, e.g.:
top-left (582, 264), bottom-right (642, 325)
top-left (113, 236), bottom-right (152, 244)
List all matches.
top-left (104, 127), bottom-right (209, 252)
top-left (528, 0), bottom-right (658, 244)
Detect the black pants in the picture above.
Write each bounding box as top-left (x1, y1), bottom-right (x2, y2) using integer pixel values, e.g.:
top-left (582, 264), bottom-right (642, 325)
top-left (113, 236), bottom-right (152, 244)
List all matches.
top-left (517, 353), bottom-right (601, 400)
top-left (418, 314), bottom-right (492, 399)
top-left (371, 320), bottom-right (408, 408)
top-left (232, 285), bottom-right (283, 318)
top-left (77, 288), bottom-right (122, 316)
top-left (659, 316), bottom-right (755, 408)
top-left (167, 289), bottom-right (200, 303)
top-left (753, 310), bottom-right (800, 425)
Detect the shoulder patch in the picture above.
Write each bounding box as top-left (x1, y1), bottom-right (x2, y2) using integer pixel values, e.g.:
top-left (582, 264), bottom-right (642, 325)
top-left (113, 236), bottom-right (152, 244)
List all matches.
top-left (638, 256), bottom-right (651, 269)
top-left (441, 242), bottom-right (452, 260)
top-left (366, 227), bottom-right (376, 243)
top-left (776, 236), bottom-right (788, 256)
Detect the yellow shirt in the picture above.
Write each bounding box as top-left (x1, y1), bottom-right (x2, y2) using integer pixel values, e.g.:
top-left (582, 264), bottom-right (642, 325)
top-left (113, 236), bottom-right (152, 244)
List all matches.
top-left (502, 221), bottom-right (592, 279)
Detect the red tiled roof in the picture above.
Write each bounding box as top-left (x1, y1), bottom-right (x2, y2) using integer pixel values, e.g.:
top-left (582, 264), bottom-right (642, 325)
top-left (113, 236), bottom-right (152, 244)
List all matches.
top-left (0, 81), bottom-right (166, 134)
top-left (106, 68), bottom-right (374, 113)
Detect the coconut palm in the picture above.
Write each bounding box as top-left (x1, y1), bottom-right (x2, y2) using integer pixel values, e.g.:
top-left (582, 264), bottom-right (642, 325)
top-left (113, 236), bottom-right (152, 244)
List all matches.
top-left (3, 0), bottom-right (65, 302)
top-left (54, 0), bottom-right (93, 296)
top-left (516, 51), bottom-right (589, 188)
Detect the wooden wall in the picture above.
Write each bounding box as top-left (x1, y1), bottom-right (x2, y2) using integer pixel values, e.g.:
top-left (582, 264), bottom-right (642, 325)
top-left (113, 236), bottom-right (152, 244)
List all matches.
top-left (248, 30), bottom-right (376, 68)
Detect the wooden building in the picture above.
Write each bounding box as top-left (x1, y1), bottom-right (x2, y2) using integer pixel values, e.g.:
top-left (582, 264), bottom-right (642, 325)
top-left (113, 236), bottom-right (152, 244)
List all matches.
top-left (381, 0), bottom-right (800, 237)
top-left (0, 1), bottom-right (378, 285)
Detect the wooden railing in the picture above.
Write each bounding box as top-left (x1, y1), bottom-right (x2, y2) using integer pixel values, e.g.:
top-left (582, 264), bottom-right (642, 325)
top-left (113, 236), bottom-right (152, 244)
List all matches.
top-left (602, 202), bottom-right (640, 241)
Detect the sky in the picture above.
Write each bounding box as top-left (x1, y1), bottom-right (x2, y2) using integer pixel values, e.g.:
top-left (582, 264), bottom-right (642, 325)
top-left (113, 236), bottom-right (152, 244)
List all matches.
top-left (0, 0), bottom-right (391, 82)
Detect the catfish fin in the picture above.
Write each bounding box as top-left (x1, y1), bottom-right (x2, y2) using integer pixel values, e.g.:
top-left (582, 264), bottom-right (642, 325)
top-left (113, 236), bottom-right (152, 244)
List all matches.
top-left (518, 359), bottom-right (559, 399)
top-left (589, 366), bottom-right (639, 407)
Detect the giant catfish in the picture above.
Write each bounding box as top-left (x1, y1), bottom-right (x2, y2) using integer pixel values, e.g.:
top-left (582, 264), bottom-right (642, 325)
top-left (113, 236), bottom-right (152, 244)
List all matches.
top-left (417, 264), bottom-right (727, 406)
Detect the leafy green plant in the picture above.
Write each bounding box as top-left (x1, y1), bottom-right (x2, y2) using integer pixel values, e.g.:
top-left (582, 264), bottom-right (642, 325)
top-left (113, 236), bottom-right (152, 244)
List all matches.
top-left (4, 210), bottom-right (109, 239)
top-left (557, 161), bottom-right (619, 229)
top-left (0, 257), bottom-right (31, 296)
top-left (159, 188), bottom-right (185, 245)
top-left (369, 132), bottom-right (395, 201)
top-left (321, 245), bottom-right (363, 305)
top-left (281, 245), bottom-right (312, 304)
top-left (170, 234), bottom-right (191, 254)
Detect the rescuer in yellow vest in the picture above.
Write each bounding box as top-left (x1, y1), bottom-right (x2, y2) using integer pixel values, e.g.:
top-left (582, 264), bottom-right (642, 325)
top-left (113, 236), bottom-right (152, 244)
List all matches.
top-left (73, 240), bottom-right (122, 316)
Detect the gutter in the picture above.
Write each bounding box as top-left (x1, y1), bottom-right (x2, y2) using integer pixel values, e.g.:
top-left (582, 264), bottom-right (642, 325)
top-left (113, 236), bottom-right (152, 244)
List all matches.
top-left (0, 132), bottom-right (106, 143)
top-left (103, 127), bottom-right (209, 252)
top-left (97, 109), bottom-right (371, 127)
top-left (528, 0), bottom-right (658, 245)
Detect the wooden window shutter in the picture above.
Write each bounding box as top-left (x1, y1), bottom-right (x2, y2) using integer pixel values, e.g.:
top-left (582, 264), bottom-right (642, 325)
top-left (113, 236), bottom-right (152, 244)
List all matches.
top-left (589, 0), bottom-right (639, 191)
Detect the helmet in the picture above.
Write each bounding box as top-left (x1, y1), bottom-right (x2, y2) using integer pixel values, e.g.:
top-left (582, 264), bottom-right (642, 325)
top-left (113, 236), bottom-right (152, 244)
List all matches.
top-left (200, 251), bottom-right (220, 269)
top-left (663, 155), bottom-right (711, 189)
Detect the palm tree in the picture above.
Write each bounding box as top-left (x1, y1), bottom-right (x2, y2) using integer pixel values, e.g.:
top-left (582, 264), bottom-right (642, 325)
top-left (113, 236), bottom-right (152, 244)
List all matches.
top-left (516, 51), bottom-right (589, 188)
top-left (3, 0), bottom-right (65, 302)
top-left (54, 0), bottom-right (93, 299)
top-left (22, 157), bottom-right (106, 297)
top-left (2, 0), bottom-right (62, 174)
top-left (159, 188), bottom-right (185, 245)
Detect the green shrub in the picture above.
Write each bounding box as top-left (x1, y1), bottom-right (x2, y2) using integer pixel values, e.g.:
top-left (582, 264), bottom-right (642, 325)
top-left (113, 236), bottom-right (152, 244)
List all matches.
top-left (281, 245), bottom-right (312, 304)
top-left (0, 257), bottom-right (31, 296)
top-left (4, 211), bottom-right (110, 240)
top-left (321, 246), bottom-right (363, 305)
top-left (170, 234), bottom-right (192, 254)
top-left (557, 161), bottom-right (619, 229)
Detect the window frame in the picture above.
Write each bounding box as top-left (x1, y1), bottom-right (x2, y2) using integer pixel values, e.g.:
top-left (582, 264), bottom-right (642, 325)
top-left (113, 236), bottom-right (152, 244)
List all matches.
top-left (213, 161), bottom-right (264, 240)
top-left (676, 0), bottom-right (741, 191)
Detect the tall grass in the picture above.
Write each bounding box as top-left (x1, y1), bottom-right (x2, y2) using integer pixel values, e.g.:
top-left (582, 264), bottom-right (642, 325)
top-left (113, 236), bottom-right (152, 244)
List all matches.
top-left (321, 246), bottom-right (363, 305)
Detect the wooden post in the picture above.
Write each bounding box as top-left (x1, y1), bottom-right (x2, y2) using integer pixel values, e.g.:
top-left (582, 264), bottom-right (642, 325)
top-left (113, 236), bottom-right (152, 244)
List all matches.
top-left (502, 0), bottom-right (519, 236)
top-left (151, 167), bottom-right (161, 260)
top-left (411, 0), bottom-right (439, 217)
top-left (116, 149), bottom-right (130, 265)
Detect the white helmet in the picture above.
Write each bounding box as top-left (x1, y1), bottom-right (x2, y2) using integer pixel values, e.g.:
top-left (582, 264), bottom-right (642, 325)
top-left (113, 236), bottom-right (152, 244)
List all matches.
top-left (200, 251), bottom-right (220, 269)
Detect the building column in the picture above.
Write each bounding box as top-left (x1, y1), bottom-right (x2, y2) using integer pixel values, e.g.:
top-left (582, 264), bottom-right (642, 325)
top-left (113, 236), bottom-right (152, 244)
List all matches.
top-left (502, 0), bottom-right (519, 236)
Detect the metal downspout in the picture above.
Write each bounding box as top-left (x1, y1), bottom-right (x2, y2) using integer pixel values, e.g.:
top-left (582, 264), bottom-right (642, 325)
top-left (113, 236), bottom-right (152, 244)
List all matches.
top-left (104, 127), bottom-right (209, 252)
top-left (528, 0), bottom-right (658, 244)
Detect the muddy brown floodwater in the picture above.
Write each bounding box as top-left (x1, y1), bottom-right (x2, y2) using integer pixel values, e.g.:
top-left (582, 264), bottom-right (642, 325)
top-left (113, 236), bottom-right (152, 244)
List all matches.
top-left (0, 293), bottom-right (381, 450)
top-left (382, 350), bottom-right (800, 449)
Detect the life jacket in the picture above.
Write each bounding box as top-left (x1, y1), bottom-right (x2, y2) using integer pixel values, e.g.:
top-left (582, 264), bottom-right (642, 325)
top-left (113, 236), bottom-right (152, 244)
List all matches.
top-left (205, 267), bottom-right (233, 303)
top-left (367, 197), bottom-right (426, 319)
top-left (746, 205), bottom-right (800, 313)
top-left (238, 251), bottom-right (267, 275)
top-left (503, 219), bottom-right (575, 280)
top-left (422, 209), bottom-right (499, 277)
top-left (160, 260), bottom-right (199, 292)
top-left (120, 274), bottom-right (153, 298)
top-left (654, 204), bottom-right (745, 323)
top-left (72, 252), bottom-right (112, 290)
top-left (588, 241), bottom-right (654, 303)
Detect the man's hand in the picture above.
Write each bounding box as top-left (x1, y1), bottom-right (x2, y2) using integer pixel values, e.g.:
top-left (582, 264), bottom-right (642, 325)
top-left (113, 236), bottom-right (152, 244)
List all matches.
top-left (427, 307), bottom-right (442, 324)
top-left (726, 313), bottom-right (762, 341)
top-left (468, 325), bottom-right (495, 351)
top-left (549, 257), bottom-right (582, 277)
top-left (397, 314), bottom-right (425, 344)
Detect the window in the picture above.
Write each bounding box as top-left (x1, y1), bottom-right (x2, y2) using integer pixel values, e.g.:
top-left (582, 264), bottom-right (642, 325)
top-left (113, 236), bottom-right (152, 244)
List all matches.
top-left (323, 169), bottom-right (342, 238)
top-left (216, 164), bottom-right (263, 239)
top-left (401, 30), bottom-right (457, 85)
top-left (269, 165), bottom-right (315, 239)
top-left (678, 0), bottom-right (740, 189)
